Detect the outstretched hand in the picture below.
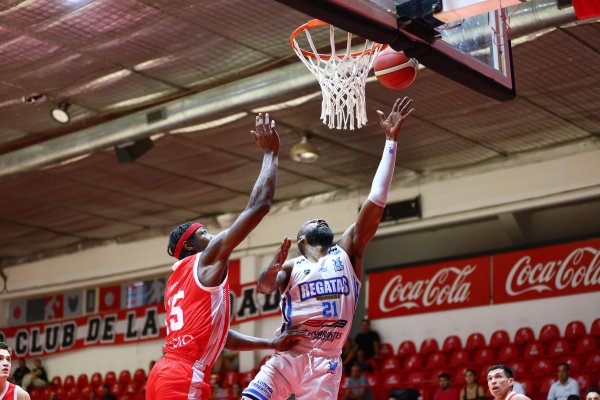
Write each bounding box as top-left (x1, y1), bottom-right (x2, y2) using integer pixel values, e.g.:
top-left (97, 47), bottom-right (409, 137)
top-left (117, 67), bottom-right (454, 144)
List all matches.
top-left (272, 329), bottom-right (308, 351)
top-left (272, 237), bottom-right (291, 272)
top-left (251, 113), bottom-right (280, 156)
top-left (376, 97), bottom-right (414, 141)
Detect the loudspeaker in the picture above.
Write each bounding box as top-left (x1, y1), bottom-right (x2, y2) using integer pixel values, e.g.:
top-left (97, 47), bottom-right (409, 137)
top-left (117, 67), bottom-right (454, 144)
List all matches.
top-left (381, 196), bottom-right (421, 222)
top-left (114, 137), bottom-right (154, 163)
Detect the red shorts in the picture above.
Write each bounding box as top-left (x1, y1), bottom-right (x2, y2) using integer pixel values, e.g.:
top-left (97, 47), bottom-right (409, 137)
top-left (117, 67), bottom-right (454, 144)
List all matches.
top-left (146, 356), bottom-right (211, 400)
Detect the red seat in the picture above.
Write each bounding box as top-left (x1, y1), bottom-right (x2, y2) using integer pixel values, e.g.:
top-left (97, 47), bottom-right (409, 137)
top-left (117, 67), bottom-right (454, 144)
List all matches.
top-left (382, 372), bottom-right (403, 389)
top-left (66, 387), bottom-right (80, 400)
top-left (380, 342), bottom-right (394, 357)
top-left (514, 327), bottom-right (535, 347)
top-left (449, 350), bottom-right (469, 367)
top-left (453, 366), bottom-right (470, 382)
top-left (77, 373), bottom-right (89, 389)
top-left (239, 371), bottom-right (254, 387)
top-left (489, 330), bottom-right (510, 349)
top-left (90, 372), bottom-right (103, 388)
top-left (381, 356), bottom-right (401, 372)
top-left (397, 340), bottom-right (417, 361)
top-left (80, 385), bottom-right (93, 399)
top-left (405, 371), bottom-right (425, 389)
top-left (592, 318), bottom-right (600, 338)
top-left (465, 333), bottom-right (487, 351)
top-left (573, 373), bottom-right (591, 390)
top-left (563, 355), bottom-right (582, 371)
top-left (403, 354), bottom-right (422, 369)
top-left (575, 335), bottom-right (597, 354)
top-left (498, 344), bottom-right (519, 363)
top-left (549, 339), bottom-right (570, 358)
top-left (531, 359), bottom-right (552, 376)
top-left (111, 382), bottom-right (122, 395)
top-left (565, 320), bottom-right (587, 341)
top-left (473, 347), bottom-right (494, 366)
top-left (223, 371), bottom-right (239, 388)
top-left (119, 370), bottom-right (132, 385)
top-left (420, 338), bottom-right (439, 355)
top-left (133, 368), bottom-right (146, 384)
top-left (365, 372), bottom-right (379, 387)
top-left (519, 378), bottom-right (535, 397)
top-left (63, 375), bottom-right (76, 391)
top-left (523, 341), bottom-right (545, 358)
top-left (539, 323), bottom-right (561, 344)
top-left (105, 371), bottom-right (117, 386)
top-left (426, 352), bottom-right (446, 369)
top-left (584, 351), bottom-right (600, 372)
top-left (510, 361), bottom-right (527, 377)
top-left (442, 336), bottom-right (462, 353)
top-left (539, 377), bottom-right (556, 395)
top-left (51, 376), bottom-right (62, 387)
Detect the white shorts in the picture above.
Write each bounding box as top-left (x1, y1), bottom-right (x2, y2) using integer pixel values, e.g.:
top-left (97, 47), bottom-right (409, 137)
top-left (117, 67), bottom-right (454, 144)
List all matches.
top-left (242, 351), bottom-right (342, 400)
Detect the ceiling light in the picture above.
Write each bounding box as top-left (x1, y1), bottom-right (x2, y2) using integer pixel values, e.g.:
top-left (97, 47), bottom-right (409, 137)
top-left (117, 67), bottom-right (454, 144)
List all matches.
top-left (290, 135), bottom-right (320, 163)
top-left (50, 102), bottom-right (71, 124)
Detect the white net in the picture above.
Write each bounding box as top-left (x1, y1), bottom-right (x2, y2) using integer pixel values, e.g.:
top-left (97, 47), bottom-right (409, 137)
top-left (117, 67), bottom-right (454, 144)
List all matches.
top-left (292, 24), bottom-right (382, 130)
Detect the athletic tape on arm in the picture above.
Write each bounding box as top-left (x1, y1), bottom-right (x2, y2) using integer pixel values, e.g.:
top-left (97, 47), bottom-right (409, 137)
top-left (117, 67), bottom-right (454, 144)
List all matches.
top-left (367, 140), bottom-right (397, 207)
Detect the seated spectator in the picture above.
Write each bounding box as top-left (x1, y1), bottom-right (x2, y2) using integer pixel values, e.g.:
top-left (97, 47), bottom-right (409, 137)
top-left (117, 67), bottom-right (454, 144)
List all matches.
top-left (100, 383), bottom-right (117, 400)
top-left (354, 349), bottom-right (375, 373)
top-left (343, 364), bottom-right (372, 400)
top-left (90, 391), bottom-right (98, 400)
top-left (513, 380), bottom-right (525, 395)
top-left (547, 362), bottom-right (580, 400)
top-left (354, 319), bottom-right (381, 360)
top-left (343, 337), bottom-right (358, 375)
top-left (586, 389), bottom-right (600, 400)
top-left (434, 373), bottom-right (459, 400)
top-left (21, 359), bottom-right (49, 390)
top-left (389, 389), bottom-right (420, 400)
top-left (49, 392), bottom-right (58, 400)
top-left (459, 369), bottom-right (485, 400)
top-left (9, 358), bottom-right (30, 386)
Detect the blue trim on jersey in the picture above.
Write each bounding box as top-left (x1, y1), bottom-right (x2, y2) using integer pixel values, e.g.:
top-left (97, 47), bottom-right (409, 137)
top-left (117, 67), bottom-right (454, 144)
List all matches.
top-left (353, 276), bottom-right (359, 310)
top-left (242, 388), bottom-right (269, 400)
top-left (285, 292), bottom-right (292, 329)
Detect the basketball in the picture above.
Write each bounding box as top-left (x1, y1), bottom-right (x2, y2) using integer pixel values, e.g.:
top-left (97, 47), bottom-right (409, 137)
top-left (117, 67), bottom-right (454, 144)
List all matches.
top-left (374, 47), bottom-right (418, 90)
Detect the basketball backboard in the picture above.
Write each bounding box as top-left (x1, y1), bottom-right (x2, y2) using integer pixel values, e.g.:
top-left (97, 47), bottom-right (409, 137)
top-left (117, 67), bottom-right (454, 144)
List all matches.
top-left (278, 0), bottom-right (516, 100)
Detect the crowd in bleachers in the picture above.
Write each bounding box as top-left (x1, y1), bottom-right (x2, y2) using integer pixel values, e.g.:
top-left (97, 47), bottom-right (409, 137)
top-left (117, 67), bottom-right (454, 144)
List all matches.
top-left (9, 318), bottom-right (599, 400)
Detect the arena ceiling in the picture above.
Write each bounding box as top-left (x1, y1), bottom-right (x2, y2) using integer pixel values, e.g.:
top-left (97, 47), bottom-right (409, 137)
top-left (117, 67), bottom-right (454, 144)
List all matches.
top-left (0, 0), bottom-right (598, 267)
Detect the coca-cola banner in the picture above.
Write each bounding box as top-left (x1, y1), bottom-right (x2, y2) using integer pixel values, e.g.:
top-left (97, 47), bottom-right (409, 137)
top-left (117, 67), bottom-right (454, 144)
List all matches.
top-left (368, 257), bottom-right (491, 319)
top-left (493, 238), bottom-right (600, 304)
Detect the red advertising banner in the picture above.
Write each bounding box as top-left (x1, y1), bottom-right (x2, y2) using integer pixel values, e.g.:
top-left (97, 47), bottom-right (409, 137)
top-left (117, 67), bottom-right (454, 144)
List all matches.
top-left (492, 238), bottom-right (600, 304)
top-left (368, 256), bottom-right (491, 319)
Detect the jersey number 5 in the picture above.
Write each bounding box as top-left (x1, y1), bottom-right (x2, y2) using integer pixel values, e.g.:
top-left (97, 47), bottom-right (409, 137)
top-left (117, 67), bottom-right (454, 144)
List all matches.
top-left (322, 301), bottom-right (338, 317)
top-left (169, 290), bottom-right (185, 332)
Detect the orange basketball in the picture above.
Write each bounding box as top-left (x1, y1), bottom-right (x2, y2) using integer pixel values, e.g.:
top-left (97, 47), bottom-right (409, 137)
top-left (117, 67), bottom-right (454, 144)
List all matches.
top-left (374, 47), bottom-right (418, 90)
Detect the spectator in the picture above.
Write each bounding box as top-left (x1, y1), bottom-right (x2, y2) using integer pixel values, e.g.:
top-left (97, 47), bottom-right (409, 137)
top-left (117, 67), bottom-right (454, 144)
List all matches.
top-left (210, 374), bottom-right (230, 399)
top-left (49, 392), bottom-right (58, 400)
top-left (586, 389), bottom-right (600, 400)
top-left (513, 380), bottom-right (526, 395)
top-left (100, 383), bottom-right (117, 400)
top-left (343, 364), bottom-right (372, 400)
top-left (148, 360), bottom-right (156, 373)
top-left (90, 391), bottom-right (98, 400)
top-left (21, 359), bottom-right (49, 390)
top-left (342, 337), bottom-right (358, 375)
top-left (434, 373), bottom-right (459, 400)
top-left (9, 359), bottom-right (30, 386)
top-left (547, 362), bottom-right (580, 400)
top-left (460, 369), bottom-right (485, 400)
top-left (354, 319), bottom-right (381, 360)
top-left (354, 349), bottom-right (375, 373)
top-left (567, 396), bottom-right (579, 400)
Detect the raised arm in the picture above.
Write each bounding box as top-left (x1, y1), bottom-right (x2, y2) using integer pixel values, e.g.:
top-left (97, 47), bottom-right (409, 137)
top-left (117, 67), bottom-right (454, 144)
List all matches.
top-left (198, 114), bottom-right (280, 284)
top-left (257, 237), bottom-right (292, 294)
top-left (338, 98), bottom-right (414, 276)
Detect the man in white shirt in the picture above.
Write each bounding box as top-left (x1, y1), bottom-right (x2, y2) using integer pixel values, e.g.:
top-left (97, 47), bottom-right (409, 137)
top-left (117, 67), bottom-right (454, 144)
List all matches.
top-left (547, 362), bottom-right (580, 400)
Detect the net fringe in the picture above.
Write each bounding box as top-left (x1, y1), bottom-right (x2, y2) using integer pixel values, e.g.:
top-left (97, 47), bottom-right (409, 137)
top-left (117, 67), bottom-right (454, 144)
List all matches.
top-left (293, 25), bottom-right (381, 130)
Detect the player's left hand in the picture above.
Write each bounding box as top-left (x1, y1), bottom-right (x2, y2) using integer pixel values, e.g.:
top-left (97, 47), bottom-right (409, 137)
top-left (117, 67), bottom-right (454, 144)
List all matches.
top-left (271, 329), bottom-right (308, 351)
top-left (272, 237), bottom-right (291, 271)
top-left (376, 97), bottom-right (414, 141)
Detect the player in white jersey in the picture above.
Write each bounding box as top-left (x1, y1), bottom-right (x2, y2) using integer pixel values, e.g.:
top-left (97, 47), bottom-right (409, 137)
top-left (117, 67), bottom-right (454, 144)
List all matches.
top-left (242, 97), bottom-right (415, 400)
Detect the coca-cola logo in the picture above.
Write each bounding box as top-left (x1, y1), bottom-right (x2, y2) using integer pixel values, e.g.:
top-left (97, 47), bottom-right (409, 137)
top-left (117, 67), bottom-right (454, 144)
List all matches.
top-left (379, 265), bottom-right (476, 312)
top-left (505, 246), bottom-right (600, 296)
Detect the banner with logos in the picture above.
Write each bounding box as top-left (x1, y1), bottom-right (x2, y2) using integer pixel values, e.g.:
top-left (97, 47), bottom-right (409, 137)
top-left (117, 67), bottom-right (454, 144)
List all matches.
top-left (367, 238), bottom-right (599, 319)
top-left (492, 238), bottom-right (600, 304)
top-left (368, 256), bottom-right (491, 319)
top-left (0, 280), bottom-right (281, 357)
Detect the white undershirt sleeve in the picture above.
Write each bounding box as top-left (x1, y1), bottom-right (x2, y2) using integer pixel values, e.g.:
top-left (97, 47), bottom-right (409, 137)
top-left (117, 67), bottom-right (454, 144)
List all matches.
top-left (367, 140), bottom-right (397, 208)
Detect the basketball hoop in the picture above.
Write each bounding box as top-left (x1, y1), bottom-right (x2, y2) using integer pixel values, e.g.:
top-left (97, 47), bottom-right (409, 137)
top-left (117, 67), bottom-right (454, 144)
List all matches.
top-left (290, 19), bottom-right (384, 130)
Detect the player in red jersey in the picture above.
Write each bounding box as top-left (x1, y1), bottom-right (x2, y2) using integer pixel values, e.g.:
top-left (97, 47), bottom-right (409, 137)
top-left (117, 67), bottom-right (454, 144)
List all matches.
top-left (487, 365), bottom-right (531, 400)
top-left (0, 342), bottom-right (30, 400)
top-left (147, 113), bottom-right (305, 400)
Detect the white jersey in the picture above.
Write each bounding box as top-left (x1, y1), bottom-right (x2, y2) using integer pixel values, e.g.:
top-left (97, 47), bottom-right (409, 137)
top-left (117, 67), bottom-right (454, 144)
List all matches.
top-left (277, 245), bottom-right (361, 354)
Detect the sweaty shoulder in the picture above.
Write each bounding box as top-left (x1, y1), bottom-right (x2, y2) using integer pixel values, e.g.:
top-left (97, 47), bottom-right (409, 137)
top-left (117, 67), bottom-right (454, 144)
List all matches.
top-left (513, 394), bottom-right (531, 400)
top-left (17, 386), bottom-right (31, 400)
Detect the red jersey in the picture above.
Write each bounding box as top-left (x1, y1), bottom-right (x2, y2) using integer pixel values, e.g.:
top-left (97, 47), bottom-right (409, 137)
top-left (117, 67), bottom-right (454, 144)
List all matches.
top-left (164, 252), bottom-right (230, 368)
top-left (0, 382), bottom-right (20, 400)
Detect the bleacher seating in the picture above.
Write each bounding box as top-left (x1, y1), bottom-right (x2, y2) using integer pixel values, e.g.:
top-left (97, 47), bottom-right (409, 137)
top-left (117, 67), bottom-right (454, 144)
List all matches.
top-left (442, 335), bottom-right (462, 353)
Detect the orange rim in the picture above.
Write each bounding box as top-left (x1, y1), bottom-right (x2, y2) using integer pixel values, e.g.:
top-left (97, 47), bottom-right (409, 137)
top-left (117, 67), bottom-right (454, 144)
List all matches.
top-left (290, 19), bottom-right (386, 60)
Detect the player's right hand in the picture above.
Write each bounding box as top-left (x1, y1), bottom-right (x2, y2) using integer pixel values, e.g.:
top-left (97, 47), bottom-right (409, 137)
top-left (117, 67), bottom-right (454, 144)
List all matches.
top-left (272, 329), bottom-right (309, 351)
top-left (376, 97), bottom-right (414, 141)
top-left (251, 113), bottom-right (280, 156)
top-left (272, 237), bottom-right (291, 271)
